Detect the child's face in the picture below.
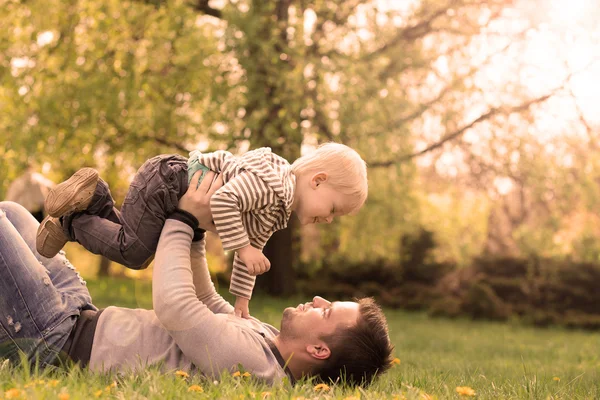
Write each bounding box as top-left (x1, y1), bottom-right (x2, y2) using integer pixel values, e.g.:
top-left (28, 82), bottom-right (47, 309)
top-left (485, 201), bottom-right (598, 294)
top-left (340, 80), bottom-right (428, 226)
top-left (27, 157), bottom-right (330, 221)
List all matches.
top-left (293, 172), bottom-right (347, 225)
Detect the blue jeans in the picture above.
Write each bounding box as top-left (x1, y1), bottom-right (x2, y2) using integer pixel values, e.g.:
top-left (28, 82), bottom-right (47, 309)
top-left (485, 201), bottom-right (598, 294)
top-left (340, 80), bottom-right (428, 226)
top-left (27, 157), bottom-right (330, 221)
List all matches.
top-left (0, 201), bottom-right (95, 368)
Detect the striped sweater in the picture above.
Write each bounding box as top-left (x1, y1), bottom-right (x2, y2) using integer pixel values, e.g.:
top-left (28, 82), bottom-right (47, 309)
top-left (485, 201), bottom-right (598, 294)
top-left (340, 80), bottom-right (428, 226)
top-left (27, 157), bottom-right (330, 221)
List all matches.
top-left (188, 148), bottom-right (295, 299)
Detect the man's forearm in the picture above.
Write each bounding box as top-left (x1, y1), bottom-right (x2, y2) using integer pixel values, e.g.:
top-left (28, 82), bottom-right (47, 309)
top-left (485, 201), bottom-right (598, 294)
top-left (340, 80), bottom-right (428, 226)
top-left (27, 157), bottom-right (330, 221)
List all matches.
top-left (190, 240), bottom-right (234, 314)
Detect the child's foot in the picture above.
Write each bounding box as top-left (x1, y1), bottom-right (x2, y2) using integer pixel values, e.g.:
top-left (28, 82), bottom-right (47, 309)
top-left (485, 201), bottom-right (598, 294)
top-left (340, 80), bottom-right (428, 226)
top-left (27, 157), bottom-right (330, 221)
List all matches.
top-left (36, 216), bottom-right (68, 258)
top-left (46, 168), bottom-right (99, 217)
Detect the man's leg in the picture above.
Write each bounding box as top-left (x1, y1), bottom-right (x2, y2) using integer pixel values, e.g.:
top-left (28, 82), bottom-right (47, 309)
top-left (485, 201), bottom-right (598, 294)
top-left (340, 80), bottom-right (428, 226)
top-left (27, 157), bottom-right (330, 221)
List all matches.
top-left (0, 201), bottom-right (93, 367)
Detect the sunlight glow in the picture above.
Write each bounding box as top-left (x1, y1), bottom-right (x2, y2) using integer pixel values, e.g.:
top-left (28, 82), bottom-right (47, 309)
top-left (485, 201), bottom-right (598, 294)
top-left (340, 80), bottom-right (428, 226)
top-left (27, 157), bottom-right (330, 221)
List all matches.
top-left (547, 0), bottom-right (589, 25)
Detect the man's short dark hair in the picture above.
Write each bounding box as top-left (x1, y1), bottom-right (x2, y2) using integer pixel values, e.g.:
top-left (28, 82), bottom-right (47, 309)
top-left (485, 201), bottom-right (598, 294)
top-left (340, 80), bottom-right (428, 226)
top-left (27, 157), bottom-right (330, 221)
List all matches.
top-left (314, 297), bottom-right (394, 386)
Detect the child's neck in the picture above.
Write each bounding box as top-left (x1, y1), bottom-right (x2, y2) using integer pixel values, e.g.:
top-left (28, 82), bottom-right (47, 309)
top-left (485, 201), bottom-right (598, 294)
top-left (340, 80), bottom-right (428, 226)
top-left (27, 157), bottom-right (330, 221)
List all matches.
top-left (290, 172), bottom-right (302, 212)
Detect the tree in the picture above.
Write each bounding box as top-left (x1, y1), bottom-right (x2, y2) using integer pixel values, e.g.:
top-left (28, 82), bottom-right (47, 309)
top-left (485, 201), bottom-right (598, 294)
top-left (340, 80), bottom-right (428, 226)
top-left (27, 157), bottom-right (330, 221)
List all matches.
top-left (3, 0), bottom-right (597, 289)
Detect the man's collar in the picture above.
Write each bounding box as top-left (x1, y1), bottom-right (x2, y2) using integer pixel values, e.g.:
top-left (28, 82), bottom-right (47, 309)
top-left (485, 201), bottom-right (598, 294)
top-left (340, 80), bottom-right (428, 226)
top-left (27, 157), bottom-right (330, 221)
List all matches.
top-left (260, 333), bottom-right (297, 385)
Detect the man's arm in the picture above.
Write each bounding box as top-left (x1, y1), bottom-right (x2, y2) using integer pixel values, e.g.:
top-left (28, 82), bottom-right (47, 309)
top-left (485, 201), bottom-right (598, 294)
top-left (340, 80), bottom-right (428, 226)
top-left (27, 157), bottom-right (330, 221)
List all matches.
top-left (190, 239), bottom-right (234, 314)
top-left (177, 170), bottom-right (233, 313)
top-left (152, 218), bottom-right (271, 376)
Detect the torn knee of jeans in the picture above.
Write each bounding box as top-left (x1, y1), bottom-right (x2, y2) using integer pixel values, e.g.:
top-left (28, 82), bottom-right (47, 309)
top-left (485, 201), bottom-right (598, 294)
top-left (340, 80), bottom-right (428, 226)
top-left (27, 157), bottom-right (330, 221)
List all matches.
top-left (6, 316), bottom-right (21, 332)
top-left (43, 276), bottom-right (52, 286)
top-left (63, 259), bottom-right (76, 270)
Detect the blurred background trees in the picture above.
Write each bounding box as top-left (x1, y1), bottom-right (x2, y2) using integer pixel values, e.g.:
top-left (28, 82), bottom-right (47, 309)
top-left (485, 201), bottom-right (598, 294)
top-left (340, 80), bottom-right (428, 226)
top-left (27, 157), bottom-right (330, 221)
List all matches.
top-left (1, 0), bottom-right (599, 298)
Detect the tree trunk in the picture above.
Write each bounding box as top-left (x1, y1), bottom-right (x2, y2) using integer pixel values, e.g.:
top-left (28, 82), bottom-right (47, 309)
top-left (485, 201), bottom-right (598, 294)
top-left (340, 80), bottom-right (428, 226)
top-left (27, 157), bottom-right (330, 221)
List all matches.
top-left (98, 256), bottom-right (111, 277)
top-left (260, 216), bottom-right (298, 296)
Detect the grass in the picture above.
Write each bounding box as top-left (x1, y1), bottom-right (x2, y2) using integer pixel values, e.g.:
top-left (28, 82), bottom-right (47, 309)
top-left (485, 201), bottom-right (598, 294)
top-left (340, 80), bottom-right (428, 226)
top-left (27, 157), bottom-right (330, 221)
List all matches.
top-left (1, 246), bottom-right (599, 398)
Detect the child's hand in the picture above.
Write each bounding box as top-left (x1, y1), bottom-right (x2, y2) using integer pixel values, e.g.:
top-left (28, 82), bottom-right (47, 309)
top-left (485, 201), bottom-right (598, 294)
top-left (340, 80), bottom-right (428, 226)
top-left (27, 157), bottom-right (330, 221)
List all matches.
top-left (234, 296), bottom-right (251, 319)
top-left (238, 245), bottom-right (271, 276)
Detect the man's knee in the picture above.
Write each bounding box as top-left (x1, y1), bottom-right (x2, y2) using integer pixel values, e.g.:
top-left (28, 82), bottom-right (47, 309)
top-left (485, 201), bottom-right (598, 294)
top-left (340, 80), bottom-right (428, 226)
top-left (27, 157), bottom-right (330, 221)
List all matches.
top-left (0, 201), bottom-right (36, 225)
top-left (0, 201), bottom-right (29, 216)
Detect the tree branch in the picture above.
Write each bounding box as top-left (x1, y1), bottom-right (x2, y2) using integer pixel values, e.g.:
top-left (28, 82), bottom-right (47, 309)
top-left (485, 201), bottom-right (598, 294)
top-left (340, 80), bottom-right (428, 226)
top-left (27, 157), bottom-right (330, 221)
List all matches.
top-left (362, 7), bottom-right (449, 61)
top-left (368, 91), bottom-right (557, 168)
top-left (104, 116), bottom-right (191, 153)
top-left (192, 0), bottom-right (222, 18)
top-left (131, 0), bottom-right (223, 18)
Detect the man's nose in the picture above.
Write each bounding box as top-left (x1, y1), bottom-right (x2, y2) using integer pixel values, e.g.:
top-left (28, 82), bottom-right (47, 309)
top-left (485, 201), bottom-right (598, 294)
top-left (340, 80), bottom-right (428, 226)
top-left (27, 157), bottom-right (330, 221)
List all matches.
top-left (323, 216), bottom-right (333, 224)
top-left (313, 296), bottom-right (331, 307)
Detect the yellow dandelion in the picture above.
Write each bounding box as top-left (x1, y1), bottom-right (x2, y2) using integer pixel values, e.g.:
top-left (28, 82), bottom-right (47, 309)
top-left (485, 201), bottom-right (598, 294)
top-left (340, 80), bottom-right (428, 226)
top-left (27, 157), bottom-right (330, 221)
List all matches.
top-left (232, 371), bottom-right (241, 377)
top-left (261, 391), bottom-right (272, 399)
top-left (103, 382), bottom-right (117, 392)
top-left (392, 395), bottom-right (407, 400)
top-left (188, 385), bottom-right (203, 393)
top-left (344, 396), bottom-right (361, 400)
top-left (553, 377), bottom-right (560, 382)
top-left (455, 386), bottom-right (476, 397)
top-left (242, 372), bottom-right (251, 377)
top-left (313, 383), bottom-right (330, 392)
top-left (58, 393), bottom-right (70, 400)
top-left (4, 388), bottom-right (22, 399)
top-left (391, 357), bottom-right (401, 366)
top-left (175, 370), bottom-right (189, 378)
top-left (47, 380), bottom-right (60, 388)
top-left (94, 389), bottom-right (103, 398)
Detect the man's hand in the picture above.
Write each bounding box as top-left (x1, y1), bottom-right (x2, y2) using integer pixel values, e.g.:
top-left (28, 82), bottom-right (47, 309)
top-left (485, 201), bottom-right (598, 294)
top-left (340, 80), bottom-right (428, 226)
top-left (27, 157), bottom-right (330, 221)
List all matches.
top-left (238, 245), bottom-right (271, 276)
top-left (234, 296), bottom-right (251, 319)
top-left (178, 170), bottom-right (224, 233)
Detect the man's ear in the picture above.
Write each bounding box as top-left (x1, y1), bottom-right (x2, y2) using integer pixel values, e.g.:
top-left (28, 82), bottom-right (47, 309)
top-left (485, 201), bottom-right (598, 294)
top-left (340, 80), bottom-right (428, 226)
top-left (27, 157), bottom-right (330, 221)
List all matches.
top-left (306, 343), bottom-right (331, 360)
top-left (309, 172), bottom-right (328, 189)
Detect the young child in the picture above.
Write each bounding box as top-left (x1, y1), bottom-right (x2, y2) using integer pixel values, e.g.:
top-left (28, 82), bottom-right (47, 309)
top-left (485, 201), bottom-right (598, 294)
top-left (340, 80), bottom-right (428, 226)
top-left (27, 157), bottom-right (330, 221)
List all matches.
top-left (36, 143), bottom-right (368, 317)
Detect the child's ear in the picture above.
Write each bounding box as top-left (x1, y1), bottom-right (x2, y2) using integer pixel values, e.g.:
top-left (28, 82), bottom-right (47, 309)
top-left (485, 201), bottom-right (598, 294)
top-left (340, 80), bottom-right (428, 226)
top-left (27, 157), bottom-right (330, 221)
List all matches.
top-left (310, 172), bottom-right (328, 188)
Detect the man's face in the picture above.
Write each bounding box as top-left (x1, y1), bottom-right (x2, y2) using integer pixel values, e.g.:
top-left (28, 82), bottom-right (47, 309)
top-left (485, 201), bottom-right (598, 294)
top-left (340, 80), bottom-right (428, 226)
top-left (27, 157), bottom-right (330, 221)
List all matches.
top-left (280, 296), bottom-right (360, 341)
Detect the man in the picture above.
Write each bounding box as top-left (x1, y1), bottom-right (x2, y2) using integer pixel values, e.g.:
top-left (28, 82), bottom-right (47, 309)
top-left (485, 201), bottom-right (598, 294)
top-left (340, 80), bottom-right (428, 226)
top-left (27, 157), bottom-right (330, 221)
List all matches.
top-left (0, 171), bottom-right (393, 385)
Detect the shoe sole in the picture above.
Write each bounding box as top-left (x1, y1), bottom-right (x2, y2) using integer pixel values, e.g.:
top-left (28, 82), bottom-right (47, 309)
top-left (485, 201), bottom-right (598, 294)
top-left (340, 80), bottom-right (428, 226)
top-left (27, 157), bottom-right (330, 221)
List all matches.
top-left (36, 216), bottom-right (68, 258)
top-left (46, 168), bottom-right (99, 218)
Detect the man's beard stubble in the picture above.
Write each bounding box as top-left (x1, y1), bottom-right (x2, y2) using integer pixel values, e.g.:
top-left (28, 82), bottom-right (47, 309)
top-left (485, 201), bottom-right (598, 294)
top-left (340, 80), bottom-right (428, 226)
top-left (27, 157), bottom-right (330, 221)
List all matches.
top-left (279, 308), bottom-right (299, 341)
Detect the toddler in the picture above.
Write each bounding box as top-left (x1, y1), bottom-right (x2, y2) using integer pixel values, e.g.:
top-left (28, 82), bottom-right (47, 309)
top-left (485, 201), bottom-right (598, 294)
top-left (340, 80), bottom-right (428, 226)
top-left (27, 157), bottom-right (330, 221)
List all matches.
top-left (36, 143), bottom-right (368, 317)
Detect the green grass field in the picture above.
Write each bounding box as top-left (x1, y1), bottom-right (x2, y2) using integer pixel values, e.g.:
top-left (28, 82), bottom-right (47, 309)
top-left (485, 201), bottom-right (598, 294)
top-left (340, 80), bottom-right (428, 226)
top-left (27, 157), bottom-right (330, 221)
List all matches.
top-left (1, 276), bottom-right (599, 399)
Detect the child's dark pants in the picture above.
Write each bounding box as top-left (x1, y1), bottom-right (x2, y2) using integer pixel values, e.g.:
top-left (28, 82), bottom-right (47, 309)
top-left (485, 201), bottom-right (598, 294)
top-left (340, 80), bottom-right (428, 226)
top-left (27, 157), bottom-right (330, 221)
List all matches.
top-left (62, 154), bottom-right (189, 269)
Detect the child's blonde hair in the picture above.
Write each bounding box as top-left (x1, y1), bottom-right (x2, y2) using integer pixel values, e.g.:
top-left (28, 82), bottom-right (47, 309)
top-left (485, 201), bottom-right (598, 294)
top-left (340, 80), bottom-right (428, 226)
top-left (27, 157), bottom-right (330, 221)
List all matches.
top-left (291, 142), bottom-right (368, 215)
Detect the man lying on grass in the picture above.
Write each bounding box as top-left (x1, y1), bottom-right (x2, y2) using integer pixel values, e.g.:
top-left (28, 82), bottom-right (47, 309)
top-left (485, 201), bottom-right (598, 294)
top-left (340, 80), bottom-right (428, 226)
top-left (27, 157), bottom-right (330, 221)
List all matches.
top-left (0, 171), bottom-right (393, 386)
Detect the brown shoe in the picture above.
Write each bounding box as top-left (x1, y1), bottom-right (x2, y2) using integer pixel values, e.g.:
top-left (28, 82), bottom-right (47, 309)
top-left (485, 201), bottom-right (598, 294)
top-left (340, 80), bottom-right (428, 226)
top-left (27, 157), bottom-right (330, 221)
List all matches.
top-left (36, 216), bottom-right (69, 258)
top-left (46, 168), bottom-right (99, 217)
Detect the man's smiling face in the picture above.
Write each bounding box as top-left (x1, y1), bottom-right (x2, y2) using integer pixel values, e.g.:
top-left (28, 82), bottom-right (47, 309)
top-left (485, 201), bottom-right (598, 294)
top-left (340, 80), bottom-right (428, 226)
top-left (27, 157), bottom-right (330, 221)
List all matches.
top-left (280, 296), bottom-right (359, 341)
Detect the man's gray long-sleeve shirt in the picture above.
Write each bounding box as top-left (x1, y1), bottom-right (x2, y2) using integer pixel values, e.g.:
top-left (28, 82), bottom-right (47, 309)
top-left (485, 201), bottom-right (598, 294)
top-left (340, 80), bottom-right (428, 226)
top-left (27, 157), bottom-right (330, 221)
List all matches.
top-left (88, 219), bottom-right (288, 384)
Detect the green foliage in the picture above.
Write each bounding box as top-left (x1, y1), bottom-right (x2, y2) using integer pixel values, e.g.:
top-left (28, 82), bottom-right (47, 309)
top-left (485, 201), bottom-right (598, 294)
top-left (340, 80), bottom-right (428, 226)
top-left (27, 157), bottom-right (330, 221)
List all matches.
top-left (1, 0), bottom-right (220, 189)
top-left (2, 0), bottom-right (599, 268)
